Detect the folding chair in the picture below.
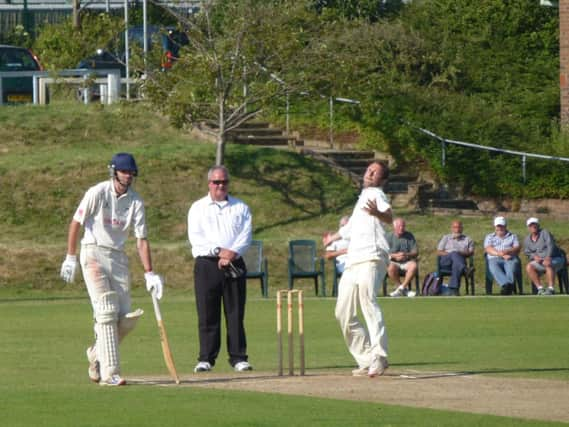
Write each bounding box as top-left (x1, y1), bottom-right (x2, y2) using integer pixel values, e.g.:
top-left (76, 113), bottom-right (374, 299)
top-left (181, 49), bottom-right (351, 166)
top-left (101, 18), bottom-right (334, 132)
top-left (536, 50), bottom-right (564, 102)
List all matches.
top-left (288, 239), bottom-right (326, 296)
top-left (242, 240), bottom-right (269, 297)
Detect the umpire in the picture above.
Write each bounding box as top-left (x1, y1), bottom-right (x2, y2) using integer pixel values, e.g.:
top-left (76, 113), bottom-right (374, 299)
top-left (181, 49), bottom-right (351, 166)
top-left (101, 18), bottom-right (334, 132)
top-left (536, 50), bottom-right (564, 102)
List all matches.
top-left (187, 165), bottom-right (253, 372)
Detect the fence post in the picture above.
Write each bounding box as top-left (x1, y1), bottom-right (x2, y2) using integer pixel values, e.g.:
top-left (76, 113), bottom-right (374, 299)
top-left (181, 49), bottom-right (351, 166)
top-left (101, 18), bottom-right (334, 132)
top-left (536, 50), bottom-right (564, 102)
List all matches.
top-left (108, 73), bottom-right (119, 104)
top-left (285, 92), bottom-right (290, 135)
top-left (329, 96), bottom-right (334, 147)
top-left (522, 155), bottom-right (527, 183)
top-left (441, 139), bottom-right (446, 167)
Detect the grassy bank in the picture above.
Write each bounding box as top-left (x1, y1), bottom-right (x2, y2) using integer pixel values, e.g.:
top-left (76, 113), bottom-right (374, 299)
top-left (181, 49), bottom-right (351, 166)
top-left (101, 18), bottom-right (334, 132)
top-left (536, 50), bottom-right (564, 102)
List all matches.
top-left (2, 101), bottom-right (569, 297)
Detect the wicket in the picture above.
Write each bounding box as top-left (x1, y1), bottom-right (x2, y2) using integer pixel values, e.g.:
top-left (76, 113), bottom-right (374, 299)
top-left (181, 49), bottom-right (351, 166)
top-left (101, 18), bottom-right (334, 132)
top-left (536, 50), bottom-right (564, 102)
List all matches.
top-left (276, 289), bottom-right (305, 376)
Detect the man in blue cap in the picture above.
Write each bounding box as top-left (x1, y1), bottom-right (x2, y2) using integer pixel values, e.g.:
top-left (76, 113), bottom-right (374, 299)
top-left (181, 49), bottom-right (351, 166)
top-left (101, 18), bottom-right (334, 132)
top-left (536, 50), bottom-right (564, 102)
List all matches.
top-left (60, 153), bottom-right (164, 386)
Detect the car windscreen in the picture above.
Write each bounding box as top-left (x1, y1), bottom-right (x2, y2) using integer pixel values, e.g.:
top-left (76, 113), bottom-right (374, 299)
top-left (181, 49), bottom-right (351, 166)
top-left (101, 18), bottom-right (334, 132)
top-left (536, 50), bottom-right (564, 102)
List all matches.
top-left (0, 48), bottom-right (40, 71)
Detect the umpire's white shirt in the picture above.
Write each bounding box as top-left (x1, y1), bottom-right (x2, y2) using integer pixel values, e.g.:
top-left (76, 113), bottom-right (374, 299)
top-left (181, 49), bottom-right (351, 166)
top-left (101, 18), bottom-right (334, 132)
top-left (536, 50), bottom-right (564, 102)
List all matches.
top-left (73, 180), bottom-right (147, 251)
top-left (339, 186), bottom-right (391, 268)
top-left (188, 194), bottom-right (252, 258)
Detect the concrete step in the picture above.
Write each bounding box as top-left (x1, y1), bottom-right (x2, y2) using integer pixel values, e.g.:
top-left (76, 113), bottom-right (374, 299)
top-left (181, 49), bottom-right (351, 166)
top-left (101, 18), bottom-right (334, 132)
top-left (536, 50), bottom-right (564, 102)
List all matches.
top-left (428, 199), bottom-right (478, 210)
top-left (236, 121), bottom-right (271, 129)
top-left (322, 150), bottom-right (376, 160)
top-left (228, 128), bottom-right (284, 136)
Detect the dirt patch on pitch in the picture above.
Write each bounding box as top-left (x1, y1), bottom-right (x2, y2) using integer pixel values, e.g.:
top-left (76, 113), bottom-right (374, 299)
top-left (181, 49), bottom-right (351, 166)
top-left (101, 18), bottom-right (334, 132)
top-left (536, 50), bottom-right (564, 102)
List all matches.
top-left (130, 369), bottom-right (568, 423)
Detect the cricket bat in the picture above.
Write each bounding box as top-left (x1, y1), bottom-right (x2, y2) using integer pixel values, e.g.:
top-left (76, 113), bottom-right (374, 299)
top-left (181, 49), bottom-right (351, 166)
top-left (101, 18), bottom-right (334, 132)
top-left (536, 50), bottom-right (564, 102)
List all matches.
top-left (151, 291), bottom-right (181, 384)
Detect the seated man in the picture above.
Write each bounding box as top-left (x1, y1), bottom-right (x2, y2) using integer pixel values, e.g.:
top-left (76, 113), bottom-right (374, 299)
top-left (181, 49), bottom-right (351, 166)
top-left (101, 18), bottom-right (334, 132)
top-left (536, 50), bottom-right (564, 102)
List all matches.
top-left (324, 216), bottom-right (350, 275)
top-left (484, 216), bottom-right (520, 295)
top-left (524, 217), bottom-right (565, 296)
top-left (387, 217), bottom-right (418, 297)
top-left (437, 220), bottom-right (474, 296)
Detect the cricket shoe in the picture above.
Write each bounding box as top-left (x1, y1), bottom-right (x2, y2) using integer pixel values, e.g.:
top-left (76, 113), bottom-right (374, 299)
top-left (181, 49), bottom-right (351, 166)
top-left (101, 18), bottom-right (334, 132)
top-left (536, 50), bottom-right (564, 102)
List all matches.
top-left (544, 287), bottom-right (555, 296)
top-left (537, 287), bottom-right (547, 295)
top-left (234, 361), bottom-right (253, 372)
top-left (368, 355), bottom-right (389, 378)
top-left (86, 345), bottom-right (100, 383)
top-left (390, 286), bottom-right (408, 297)
top-left (99, 374), bottom-right (126, 386)
top-left (194, 361), bottom-right (212, 373)
top-left (352, 366), bottom-right (369, 377)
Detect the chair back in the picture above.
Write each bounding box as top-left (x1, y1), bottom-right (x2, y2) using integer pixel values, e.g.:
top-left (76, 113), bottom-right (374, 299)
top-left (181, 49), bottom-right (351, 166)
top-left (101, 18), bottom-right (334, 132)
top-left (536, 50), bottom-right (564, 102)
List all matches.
top-left (243, 240), bottom-right (263, 275)
top-left (289, 240), bottom-right (317, 273)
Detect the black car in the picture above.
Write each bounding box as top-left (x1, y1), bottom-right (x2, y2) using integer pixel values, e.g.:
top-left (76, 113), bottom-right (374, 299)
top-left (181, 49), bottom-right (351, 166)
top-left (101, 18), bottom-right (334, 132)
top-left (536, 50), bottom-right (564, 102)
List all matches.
top-left (0, 44), bottom-right (43, 104)
top-left (77, 25), bottom-right (189, 77)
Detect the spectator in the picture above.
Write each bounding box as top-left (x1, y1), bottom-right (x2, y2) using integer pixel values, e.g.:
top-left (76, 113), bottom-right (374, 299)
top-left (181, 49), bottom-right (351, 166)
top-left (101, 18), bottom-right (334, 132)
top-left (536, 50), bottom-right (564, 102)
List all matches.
top-left (324, 215), bottom-right (350, 275)
top-left (436, 220), bottom-right (475, 296)
top-left (523, 217), bottom-right (564, 296)
top-left (484, 216), bottom-right (520, 295)
top-left (387, 218), bottom-right (418, 297)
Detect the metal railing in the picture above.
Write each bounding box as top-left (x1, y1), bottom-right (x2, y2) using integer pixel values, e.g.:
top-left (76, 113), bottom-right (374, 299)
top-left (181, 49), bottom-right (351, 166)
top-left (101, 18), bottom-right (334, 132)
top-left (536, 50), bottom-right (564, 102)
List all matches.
top-left (416, 126), bottom-right (569, 183)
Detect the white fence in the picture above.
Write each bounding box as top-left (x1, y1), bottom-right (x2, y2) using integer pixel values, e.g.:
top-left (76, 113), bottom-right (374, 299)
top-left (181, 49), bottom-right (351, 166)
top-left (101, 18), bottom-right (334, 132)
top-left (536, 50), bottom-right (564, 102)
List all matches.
top-left (0, 68), bottom-right (132, 105)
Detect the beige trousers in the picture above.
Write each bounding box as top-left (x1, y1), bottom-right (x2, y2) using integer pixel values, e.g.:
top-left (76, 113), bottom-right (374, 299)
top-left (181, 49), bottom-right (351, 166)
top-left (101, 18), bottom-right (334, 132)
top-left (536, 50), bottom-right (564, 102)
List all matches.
top-left (334, 259), bottom-right (388, 369)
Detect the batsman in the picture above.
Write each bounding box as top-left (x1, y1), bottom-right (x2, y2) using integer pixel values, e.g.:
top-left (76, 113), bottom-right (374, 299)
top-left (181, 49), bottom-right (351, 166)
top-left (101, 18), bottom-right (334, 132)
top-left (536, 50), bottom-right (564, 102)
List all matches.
top-left (60, 153), bottom-right (164, 386)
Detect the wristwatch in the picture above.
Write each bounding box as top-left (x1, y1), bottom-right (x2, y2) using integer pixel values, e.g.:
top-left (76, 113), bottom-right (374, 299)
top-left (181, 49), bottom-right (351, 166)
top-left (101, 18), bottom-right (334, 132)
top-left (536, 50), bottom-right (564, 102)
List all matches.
top-left (214, 247), bottom-right (221, 256)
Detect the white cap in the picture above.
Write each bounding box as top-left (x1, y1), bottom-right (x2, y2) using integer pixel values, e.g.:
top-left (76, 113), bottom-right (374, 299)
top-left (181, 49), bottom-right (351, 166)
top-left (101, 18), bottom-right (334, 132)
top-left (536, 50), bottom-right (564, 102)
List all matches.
top-left (493, 216), bottom-right (506, 226)
top-left (526, 217), bottom-right (539, 226)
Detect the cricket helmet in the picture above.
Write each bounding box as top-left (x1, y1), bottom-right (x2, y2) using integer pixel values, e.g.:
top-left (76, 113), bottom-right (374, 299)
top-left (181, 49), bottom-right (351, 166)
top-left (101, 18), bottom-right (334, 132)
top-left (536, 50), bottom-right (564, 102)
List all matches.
top-left (109, 152), bottom-right (138, 176)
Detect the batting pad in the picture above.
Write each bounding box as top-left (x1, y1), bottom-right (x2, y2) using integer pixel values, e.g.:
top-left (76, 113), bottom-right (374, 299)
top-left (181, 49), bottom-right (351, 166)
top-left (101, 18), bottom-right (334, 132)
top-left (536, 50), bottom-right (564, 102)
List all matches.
top-left (94, 291), bottom-right (120, 380)
top-left (118, 308), bottom-right (144, 342)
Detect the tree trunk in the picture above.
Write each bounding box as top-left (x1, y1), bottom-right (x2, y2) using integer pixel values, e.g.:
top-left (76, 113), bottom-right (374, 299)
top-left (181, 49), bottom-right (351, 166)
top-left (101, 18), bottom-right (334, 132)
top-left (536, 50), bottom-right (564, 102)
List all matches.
top-left (215, 95), bottom-right (225, 165)
top-left (72, 0), bottom-right (81, 29)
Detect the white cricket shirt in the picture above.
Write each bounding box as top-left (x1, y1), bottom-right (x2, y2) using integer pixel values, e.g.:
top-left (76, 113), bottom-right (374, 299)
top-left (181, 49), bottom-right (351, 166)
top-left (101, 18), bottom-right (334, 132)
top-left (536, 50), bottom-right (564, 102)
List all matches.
top-left (339, 186), bottom-right (391, 267)
top-left (73, 180), bottom-right (147, 251)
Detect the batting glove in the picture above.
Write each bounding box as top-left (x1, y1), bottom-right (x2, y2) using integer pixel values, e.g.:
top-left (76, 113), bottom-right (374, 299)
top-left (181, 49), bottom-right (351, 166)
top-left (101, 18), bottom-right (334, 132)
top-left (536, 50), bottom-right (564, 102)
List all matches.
top-left (60, 254), bottom-right (78, 283)
top-left (145, 271), bottom-right (164, 300)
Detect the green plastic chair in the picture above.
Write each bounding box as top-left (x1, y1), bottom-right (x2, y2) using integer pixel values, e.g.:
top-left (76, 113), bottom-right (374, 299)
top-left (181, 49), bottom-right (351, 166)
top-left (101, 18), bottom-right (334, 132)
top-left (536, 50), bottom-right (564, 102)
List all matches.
top-left (243, 240), bottom-right (269, 297)
top-left (288, 239), bottom-right (326, 296)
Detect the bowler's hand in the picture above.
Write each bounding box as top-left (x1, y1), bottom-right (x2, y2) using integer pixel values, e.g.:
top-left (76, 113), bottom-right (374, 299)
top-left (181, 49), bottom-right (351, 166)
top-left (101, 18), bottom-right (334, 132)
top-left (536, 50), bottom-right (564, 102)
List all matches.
top-left (363, 199), bottom-right (379, 217)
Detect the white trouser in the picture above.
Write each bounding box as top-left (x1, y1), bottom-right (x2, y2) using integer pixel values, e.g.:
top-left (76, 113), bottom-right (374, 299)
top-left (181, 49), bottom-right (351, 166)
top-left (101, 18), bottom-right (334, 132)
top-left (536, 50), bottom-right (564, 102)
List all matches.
top-left (334, 259), bottom-right (388, 369)
top-left (80, 245), bottom-right (132, 379)
top-left (80, 245), bottom-right (131, 317)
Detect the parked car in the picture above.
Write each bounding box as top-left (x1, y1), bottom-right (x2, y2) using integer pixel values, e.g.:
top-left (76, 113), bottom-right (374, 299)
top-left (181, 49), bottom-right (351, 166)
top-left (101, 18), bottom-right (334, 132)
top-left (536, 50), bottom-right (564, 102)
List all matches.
top-left (77, 25), bottom-right (189, 77)
top-left (0, 44), bottom-right (43, 104)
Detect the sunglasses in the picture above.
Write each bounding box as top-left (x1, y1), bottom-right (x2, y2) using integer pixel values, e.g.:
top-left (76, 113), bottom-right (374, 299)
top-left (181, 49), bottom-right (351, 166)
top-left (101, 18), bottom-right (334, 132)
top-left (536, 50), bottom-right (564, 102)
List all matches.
top-left (210, 179), bottom-right (229, 185)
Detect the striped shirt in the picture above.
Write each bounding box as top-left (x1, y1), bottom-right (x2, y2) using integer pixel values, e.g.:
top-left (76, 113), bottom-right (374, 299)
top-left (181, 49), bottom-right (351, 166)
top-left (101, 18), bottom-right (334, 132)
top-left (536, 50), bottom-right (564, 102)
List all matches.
top-left (484, 231), bottom-right (519, 259)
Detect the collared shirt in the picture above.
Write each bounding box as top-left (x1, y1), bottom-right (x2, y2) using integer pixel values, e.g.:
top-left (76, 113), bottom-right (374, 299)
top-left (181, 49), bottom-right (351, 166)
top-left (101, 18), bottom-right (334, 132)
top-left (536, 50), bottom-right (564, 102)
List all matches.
top-left (523, 228), bottom-right (561, 259)
top-left (339, 186), bottom-right (391, 267)
top-left (437, 233), bottom-right (474, 253)
top-left (74, 179), bottom-right (147, 251)
top-left (484, 231), bottom-right (519, 259)
top-left (386, 231), bottom-right (417, 255)
top-left (187, 193), bottom-right (252, 258)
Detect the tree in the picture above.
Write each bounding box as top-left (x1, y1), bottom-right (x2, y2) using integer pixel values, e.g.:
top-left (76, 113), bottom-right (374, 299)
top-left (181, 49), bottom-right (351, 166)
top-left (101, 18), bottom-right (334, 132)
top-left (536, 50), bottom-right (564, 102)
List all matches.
top-left (145, 0), bottom-right (324, 165)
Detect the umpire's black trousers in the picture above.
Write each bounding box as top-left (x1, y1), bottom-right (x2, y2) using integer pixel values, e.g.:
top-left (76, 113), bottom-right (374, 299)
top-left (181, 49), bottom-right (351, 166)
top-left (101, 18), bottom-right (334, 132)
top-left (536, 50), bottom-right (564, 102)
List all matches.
top-left (194, 256), bottom-right (248, 367)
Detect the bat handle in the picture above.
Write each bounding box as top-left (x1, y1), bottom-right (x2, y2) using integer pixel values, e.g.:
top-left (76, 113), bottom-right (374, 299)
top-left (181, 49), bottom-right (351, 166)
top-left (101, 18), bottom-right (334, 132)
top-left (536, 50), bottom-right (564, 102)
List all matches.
top-left (151, 291), bottom-right (163, 322)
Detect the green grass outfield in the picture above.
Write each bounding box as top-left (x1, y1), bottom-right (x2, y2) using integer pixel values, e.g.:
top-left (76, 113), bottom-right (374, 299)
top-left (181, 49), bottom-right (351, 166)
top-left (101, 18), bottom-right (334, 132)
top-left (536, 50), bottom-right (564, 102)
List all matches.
top-left (1, 293), bottom-right (567, 426)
